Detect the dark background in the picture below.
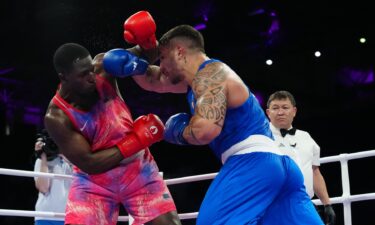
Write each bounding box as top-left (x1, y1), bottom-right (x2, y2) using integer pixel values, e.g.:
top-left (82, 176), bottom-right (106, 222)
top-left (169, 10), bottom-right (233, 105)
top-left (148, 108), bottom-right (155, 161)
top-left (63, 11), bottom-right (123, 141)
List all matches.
top-left (0, 0), bottom-right (374, 224)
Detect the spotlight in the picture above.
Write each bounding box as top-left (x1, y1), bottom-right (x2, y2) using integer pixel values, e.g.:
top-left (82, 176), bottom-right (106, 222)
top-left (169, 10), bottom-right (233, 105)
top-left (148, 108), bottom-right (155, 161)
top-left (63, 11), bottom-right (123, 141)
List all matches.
top-left (314, 51), bottom-right (321, 57)
top-left (266, 59), bottom-right (273, 65)
top-left (359, 37), bottom-right (366, 44)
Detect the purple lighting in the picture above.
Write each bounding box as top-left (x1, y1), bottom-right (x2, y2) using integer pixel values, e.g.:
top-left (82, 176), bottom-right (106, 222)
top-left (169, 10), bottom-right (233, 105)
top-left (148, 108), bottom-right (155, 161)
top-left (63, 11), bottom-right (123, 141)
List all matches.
top-left (203, 14), bottom-right (208, 22)
top-left (194, 23), bottom-right (206, 31)
top-left (365, 71), bottom-right (374, 83)
top-left (0, 68), bottom-right (15, 75)
top-left (253, 91), bottom-right (265, 107)
top-left (194, 1), bottom-right (213, 30)
top-left (338, 67), bottom-right (374, 87)
top-left (248, 8), bottom-right (266, 16)
top-left (23, 106), bottom-right (43, 126)
top-left (268, 19), bottom-right (280, 35)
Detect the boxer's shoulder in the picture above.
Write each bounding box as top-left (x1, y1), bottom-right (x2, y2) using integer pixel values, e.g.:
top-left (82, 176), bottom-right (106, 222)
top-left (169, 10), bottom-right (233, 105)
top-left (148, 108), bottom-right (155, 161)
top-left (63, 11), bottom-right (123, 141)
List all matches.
top-left (45, 102), bottom-right (72, 128)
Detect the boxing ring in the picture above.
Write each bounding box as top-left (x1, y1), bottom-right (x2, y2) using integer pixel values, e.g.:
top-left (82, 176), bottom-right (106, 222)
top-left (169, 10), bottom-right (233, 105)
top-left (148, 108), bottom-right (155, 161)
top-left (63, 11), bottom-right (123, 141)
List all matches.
top-left (1, 150), bottom-right (375, 225)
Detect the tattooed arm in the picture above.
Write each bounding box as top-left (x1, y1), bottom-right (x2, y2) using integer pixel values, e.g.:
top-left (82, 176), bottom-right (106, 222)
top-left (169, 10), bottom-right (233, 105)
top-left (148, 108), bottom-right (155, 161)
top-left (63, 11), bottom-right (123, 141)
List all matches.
top-left (182, 62), bottom-right (228, 145)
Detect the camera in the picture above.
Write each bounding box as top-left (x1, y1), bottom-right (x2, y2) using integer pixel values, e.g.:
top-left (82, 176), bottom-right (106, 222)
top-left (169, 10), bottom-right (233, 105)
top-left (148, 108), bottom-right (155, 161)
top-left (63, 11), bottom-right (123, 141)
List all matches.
top-left (35, 129), bottom-right (59, 161)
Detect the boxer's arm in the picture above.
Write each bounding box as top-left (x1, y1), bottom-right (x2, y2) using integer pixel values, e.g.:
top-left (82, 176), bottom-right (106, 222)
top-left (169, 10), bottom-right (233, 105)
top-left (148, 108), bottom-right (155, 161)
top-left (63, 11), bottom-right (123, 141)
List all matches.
top-left (44, 105), bottom-right (124, 174)
top-left (128, 45), bottom-right (188, 93)
top-left (93, 52), bottom-right (117, 86)
top-left (127, 45), bottom-right (159, 64)
top-left (182, 63), bottom-right (228, 145)
top-left (132, 65), bottom-right (188, 93)
top-left (93, 45), bottom-right (156, 81)
top-left (99, 46), bottom-right (187, 93)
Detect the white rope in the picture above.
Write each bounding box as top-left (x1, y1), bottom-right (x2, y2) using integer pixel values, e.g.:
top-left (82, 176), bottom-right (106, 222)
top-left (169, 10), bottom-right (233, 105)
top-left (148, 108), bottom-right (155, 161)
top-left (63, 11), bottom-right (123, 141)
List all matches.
top-left (319, 150), bottom-right (375, 163)
top-left (0, 209), bottom-right (199, 221)
top-left (178, 212), bottom-right (199, 220)
top-left (0, 169), bottom-right (218, 184)
top-left (0, 209), bottom-right (65, 218)
top-left (2, 150), bottom-right (375, 183)
top-left (165, 173), bottom-right (217, 185)
top-left (0, 168), bottom-right (72, 180)
top-left (312, 193), bottom-right (375, 205)
top-left (0, 149), bottom-right (374, 223)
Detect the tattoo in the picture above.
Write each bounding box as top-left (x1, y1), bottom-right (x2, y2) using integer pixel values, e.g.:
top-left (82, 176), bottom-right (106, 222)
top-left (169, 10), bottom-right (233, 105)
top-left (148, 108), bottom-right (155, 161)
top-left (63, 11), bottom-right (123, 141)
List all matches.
top-left (192, 63), bottom-right (227, 127)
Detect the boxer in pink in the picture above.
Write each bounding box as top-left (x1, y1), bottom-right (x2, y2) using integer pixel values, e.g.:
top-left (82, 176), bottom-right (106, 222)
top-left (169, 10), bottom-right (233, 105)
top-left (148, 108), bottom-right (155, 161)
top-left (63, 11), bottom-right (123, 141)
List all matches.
top-left (44, 12), bottom-right (181, 225)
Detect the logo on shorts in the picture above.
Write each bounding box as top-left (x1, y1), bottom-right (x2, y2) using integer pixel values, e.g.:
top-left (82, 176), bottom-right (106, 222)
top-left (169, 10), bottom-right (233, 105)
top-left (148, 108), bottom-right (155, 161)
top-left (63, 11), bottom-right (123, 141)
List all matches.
top-left (163, 193), bottom-right (170, 199)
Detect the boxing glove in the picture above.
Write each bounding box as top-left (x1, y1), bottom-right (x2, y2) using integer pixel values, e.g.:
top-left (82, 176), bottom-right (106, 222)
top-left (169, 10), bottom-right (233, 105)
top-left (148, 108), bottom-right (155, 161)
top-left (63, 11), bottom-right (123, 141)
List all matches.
top-left (133, 114), bottom-right (165, 147)
top-left (164, 113), bottom-right (191, 145)
top-left (117, 114), bottom-right (164, 158)
top-left (103, 48), bottom-right (148, 77)
top-left (123, 11), bottom-right (157, 50)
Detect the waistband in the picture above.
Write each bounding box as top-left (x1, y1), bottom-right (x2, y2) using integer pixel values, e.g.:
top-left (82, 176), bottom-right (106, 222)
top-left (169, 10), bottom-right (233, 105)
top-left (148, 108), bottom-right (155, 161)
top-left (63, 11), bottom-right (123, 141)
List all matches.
top-left (221, 135), bottom-right (283, 164)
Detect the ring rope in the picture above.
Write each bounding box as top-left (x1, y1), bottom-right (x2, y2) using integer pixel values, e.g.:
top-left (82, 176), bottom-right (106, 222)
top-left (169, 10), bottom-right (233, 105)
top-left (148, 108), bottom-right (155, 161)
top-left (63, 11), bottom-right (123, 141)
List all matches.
top-left (0, 209), bottom-right (198, 222)
top-left (0, 168), bottom-right (217, 185)
top-left (1, 150), bottom-right (375, 223)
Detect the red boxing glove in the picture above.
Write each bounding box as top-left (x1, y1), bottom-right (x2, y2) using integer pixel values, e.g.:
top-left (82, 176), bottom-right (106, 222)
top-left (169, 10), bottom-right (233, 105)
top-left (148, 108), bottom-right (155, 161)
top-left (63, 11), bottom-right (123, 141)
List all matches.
top-left (123, 11), bottom-right (157, 50)
top-left (133, 114), bottom-right (165, 146)
top-left (117, 114), bottom-right (164, 158)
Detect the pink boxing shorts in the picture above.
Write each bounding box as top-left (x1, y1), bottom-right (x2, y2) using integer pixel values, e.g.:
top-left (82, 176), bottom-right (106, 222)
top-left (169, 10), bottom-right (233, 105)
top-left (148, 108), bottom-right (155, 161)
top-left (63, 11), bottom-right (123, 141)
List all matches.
top-left (65, 149), bottom-right (176, 225)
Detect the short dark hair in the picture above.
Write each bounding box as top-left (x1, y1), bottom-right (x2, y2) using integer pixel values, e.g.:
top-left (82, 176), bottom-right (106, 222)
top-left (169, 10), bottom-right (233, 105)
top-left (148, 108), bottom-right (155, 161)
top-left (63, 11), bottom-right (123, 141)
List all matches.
top-left (267, 90), bottom-right (296, 108)
top-left (53, 43), bottom-right (90, 74)
top-left (159, 25), bottom-right (205, 53)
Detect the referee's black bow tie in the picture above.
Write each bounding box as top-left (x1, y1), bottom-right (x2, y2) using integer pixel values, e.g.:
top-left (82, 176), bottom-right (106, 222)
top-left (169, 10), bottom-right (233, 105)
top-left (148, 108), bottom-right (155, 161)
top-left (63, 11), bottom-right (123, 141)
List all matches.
top-left (280, 128), bottom-right (296, 137)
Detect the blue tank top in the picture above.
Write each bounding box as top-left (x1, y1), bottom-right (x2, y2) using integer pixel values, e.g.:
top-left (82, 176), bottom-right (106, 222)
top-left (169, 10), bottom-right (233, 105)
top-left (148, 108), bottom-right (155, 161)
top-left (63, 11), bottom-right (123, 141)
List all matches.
top-left (187, 59), bottom-right (273, 159)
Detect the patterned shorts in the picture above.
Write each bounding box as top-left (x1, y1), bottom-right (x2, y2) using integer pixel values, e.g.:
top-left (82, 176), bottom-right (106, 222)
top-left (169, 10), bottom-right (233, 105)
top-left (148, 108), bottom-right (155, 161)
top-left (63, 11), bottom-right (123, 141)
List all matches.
top-left (65, 150), bottom-right (176, 225)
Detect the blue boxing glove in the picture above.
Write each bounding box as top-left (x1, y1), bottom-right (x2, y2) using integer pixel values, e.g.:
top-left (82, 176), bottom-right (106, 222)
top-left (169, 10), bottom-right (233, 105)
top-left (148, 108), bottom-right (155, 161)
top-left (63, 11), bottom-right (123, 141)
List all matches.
top-left (103, 48), bottom-right (148, 77)
top-left (164, 113), bottom-right (191, 145)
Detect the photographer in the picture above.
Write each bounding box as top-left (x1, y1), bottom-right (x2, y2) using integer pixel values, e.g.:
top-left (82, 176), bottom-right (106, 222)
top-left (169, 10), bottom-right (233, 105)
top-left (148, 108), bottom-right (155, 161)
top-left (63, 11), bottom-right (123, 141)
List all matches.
top-left (33, 129), bottom-right (73, 225)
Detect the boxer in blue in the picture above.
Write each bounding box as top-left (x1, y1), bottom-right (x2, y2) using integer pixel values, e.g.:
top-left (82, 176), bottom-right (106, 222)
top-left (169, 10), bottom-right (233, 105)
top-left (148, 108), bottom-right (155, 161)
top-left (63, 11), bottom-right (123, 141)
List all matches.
top-left (104, 18), bottom-right (324, 224)
top-left (157, 25), bottom-right (324, 225)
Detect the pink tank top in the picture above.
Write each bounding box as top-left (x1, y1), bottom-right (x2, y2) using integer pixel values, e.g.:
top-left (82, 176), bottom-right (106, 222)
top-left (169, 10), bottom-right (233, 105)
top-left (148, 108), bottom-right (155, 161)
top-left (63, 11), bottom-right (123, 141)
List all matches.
top-left (52, 75), bottom-right (133, 152)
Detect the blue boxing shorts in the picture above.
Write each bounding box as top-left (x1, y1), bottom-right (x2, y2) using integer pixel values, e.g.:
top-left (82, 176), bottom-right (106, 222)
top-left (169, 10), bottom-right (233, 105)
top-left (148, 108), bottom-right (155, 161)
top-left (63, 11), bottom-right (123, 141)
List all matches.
top-left (196, 152), bottom-right (323, 225)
